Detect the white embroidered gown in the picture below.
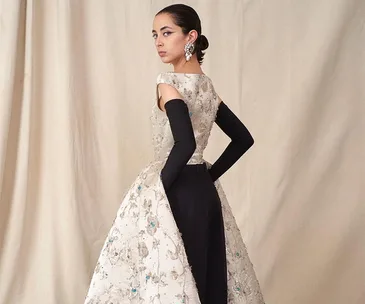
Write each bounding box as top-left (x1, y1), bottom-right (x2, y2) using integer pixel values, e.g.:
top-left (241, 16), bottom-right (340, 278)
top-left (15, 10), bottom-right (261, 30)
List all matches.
top-left (84, 72), bottom-right (265, 304)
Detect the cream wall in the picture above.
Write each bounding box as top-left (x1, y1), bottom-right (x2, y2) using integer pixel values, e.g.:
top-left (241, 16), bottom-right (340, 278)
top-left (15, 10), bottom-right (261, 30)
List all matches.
top-left (0, 0), bottom-right (364, 303)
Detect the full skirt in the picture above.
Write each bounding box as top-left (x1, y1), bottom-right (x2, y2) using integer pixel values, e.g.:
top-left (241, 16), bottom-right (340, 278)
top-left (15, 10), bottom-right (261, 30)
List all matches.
top-left (84, 160), bottom-right (265, 304)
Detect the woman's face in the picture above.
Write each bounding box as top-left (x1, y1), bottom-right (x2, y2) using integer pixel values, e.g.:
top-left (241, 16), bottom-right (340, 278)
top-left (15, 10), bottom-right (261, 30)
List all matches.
top-left (152, 13), bottom-right (189, 65)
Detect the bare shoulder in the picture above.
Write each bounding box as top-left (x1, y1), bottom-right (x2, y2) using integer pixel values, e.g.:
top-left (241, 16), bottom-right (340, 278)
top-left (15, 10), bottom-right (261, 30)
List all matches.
top-left (157, 83), bottom-right (183, 112)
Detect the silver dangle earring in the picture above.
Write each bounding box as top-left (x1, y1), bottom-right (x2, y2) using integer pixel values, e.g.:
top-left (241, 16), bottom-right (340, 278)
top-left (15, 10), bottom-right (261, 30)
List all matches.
top-left (184, 42), bottom-right (195, 61)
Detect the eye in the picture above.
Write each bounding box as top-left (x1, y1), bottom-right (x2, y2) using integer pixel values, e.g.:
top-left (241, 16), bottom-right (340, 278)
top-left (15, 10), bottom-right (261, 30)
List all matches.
top-left (152, 33), bottom-right (157, 39)
top-left (163, 31), bottom-right (172, 37)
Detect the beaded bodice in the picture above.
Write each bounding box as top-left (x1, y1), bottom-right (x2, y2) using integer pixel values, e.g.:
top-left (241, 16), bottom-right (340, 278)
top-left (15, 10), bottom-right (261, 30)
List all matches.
top-left (150, 72), bottom-right (220, 164)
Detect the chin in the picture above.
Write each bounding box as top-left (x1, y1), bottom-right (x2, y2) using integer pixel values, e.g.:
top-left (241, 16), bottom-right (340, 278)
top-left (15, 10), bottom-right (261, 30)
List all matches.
top-left (160, 57), bottom-right (171, 64)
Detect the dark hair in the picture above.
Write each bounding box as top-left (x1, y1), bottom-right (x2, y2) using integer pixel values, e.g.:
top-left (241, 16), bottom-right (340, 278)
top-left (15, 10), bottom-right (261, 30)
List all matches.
top-left (156, 4), bottom-right (209, 65)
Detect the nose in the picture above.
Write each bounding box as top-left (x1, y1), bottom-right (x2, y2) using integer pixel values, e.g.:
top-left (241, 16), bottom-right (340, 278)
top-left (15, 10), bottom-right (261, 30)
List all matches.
top-left (155, 36), bottom-right (163, 48)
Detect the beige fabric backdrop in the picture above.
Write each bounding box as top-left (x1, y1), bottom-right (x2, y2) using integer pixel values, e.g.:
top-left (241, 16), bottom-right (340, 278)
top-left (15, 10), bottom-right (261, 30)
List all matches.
top-left (1, 0), bottom-right (364, 303)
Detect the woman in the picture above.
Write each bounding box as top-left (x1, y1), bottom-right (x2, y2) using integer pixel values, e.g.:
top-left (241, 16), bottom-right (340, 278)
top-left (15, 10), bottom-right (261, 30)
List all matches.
top-left (84, 4), bottom-right (265, 304)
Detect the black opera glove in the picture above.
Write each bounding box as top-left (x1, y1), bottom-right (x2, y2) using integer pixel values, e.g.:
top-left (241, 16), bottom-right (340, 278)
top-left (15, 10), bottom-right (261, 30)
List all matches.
top-left (208, 101), bottom-right (254, 182)
top-left (160, 99), bottom-right (196, 191)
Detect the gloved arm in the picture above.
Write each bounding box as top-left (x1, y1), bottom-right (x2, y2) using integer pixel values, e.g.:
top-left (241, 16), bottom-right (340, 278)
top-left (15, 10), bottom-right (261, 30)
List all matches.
top-left (208, 101), bottom-right (254, 182)
top-left (160, 99), bottom-right (196, 191)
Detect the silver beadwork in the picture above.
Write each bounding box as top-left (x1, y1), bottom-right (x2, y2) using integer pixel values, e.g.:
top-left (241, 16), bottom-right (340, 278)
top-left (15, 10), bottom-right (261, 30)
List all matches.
top-left (184, 42), bottom-right (195, 61)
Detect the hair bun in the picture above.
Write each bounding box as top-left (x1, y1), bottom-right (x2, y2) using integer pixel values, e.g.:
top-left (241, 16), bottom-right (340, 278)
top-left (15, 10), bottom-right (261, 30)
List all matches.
top-left (197, 35), bottom-right (209, 51)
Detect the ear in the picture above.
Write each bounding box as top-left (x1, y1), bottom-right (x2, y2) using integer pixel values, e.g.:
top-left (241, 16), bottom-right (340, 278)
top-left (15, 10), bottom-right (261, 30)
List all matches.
top-left (187, 30), bottom-right (198, 44)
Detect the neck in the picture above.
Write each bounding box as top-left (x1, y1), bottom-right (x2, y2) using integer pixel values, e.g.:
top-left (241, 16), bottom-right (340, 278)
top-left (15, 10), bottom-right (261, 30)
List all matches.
top-left (173, 55), bottom-right (203, 74)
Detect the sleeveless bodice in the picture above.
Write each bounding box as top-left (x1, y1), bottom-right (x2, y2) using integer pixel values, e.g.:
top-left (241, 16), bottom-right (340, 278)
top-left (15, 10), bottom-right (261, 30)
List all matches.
top-left (150, 72), bottom-right (220, 164)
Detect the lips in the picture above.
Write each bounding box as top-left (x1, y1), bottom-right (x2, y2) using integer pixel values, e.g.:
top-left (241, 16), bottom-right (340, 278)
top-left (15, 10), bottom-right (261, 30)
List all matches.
top-left (158, 51), bottom-right (166, 56)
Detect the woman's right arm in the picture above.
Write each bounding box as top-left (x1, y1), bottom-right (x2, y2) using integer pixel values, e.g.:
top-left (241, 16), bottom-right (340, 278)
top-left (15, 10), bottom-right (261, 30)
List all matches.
top-left (208, 98), bottom-right (254, 182)
top-left (158, 83), bottom-right (196, 191)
